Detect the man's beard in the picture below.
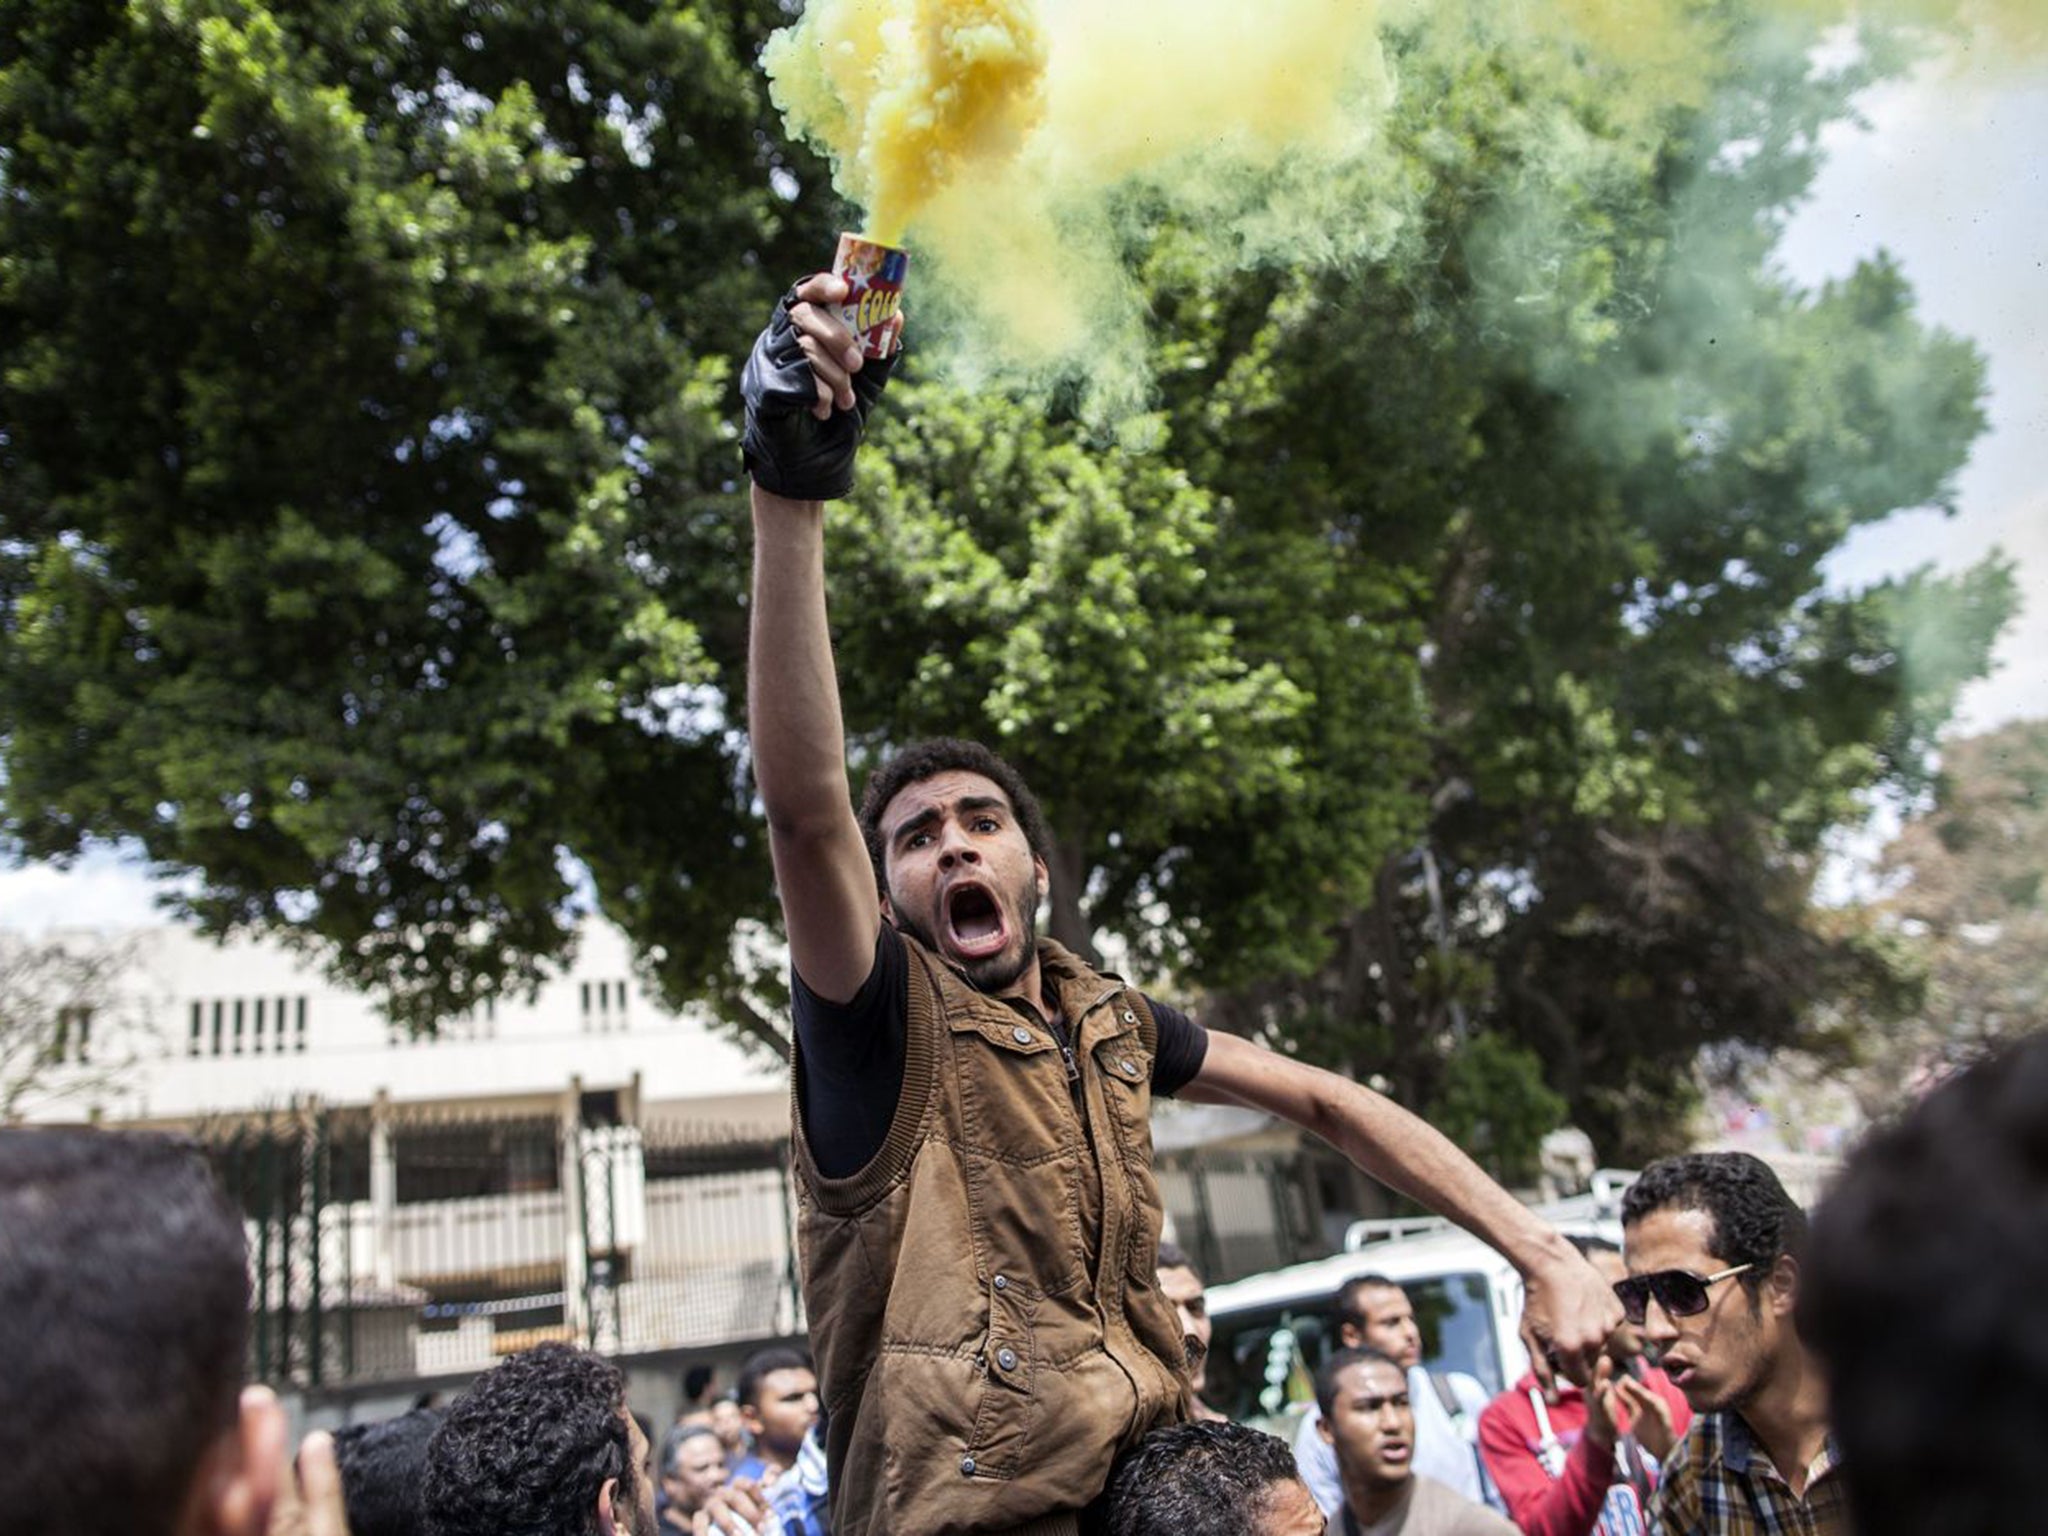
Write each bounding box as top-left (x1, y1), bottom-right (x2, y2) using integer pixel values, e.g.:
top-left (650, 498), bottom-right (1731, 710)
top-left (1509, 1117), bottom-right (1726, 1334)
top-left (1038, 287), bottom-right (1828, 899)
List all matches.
top-left (894, 879), bottom-right (1040, 993)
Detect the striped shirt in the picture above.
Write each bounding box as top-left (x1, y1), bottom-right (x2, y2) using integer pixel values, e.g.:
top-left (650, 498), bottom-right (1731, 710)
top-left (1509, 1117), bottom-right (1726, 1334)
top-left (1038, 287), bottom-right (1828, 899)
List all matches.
top-left (1650, 1411), bottom-right (1850, 1536)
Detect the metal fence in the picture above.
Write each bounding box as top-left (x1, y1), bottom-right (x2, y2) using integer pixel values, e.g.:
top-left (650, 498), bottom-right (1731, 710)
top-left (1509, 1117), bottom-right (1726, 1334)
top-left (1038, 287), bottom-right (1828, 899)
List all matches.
top-left (196, 1107), bottom-right (800, 1391)
top-left (199, 1104), bottom-right (1319, 1389)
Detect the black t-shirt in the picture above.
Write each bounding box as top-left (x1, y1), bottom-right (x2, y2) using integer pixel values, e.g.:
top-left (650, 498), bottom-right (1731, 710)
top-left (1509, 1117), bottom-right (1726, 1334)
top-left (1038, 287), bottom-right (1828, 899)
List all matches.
top-left (793, 925), bottom-right (1209, 1179)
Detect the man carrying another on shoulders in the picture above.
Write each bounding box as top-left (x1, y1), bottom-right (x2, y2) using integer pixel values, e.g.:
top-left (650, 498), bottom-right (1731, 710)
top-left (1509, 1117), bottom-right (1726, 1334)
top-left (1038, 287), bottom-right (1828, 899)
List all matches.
top-left (739, 273), bottom-right (1621, 1536)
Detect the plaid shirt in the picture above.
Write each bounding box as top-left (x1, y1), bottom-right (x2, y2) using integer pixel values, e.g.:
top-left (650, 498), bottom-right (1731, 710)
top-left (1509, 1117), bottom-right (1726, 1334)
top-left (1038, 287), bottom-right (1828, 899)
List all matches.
top-left (1650, 1410), bottom-right (1850, 1536)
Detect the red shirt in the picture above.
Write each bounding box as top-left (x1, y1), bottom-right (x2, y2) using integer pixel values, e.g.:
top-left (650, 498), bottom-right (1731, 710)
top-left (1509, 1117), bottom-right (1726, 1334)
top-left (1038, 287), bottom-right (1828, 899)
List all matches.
top-left (1476, 1369), bottom-right (1691, 1536)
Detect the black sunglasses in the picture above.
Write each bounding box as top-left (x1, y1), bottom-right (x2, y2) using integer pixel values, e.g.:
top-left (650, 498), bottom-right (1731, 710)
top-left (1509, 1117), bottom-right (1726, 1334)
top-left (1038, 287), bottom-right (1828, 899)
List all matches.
top-left (1612, 1263), bottom-right (1752, 1325)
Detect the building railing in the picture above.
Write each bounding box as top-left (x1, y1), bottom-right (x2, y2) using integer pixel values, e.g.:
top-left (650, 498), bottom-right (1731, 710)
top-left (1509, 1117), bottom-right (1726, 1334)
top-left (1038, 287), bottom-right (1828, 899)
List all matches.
top-left (198, 1105), bottom-right (1313, 1389)
top-left (195, 1106), bottom-right (802, 1390)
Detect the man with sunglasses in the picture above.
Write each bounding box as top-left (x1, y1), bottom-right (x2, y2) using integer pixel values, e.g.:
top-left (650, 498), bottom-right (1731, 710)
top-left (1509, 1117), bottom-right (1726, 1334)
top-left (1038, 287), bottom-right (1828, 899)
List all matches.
top-left (1618, 1153), bottom-right (1846, 1536)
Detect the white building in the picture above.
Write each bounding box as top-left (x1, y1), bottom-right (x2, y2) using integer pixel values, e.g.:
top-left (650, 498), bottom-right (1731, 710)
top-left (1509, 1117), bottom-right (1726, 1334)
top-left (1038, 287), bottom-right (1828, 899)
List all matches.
top-left (21, 918), bottom-right (783, 1131)
top-left (11, 919), bottom-right (799, 1391)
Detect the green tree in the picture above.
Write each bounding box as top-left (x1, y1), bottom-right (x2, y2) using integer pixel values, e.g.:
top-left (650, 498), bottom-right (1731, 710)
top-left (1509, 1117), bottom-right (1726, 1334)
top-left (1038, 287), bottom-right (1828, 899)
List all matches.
top-left (1, 0), bottom-right (2015, 1162)
top-left (2, 0), bottom-right (831, 1042)
top-left (826, 6), bottom-right (2012, 1161)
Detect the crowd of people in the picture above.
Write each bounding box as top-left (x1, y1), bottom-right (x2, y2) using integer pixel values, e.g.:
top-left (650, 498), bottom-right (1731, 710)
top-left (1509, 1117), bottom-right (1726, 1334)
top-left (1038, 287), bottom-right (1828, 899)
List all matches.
top-left (3, 1041), bottom-right (2043, 1536)
top-left (2, 270), bottom-right (2043, 1536)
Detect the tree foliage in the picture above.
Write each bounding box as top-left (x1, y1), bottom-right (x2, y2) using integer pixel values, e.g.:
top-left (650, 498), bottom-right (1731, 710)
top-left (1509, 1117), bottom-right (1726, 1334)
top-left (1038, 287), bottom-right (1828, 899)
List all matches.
top-left (2, 0), bottom-right (833, 1043)
top-left (0, 932), bottom-right (148, 1122)
top-left (831, 7), bottom-right (2012, 1160)
top-left (0, 0), bottom-right (2017, 1165)
top-left (1861, 720), bottom-right (2048, 1086)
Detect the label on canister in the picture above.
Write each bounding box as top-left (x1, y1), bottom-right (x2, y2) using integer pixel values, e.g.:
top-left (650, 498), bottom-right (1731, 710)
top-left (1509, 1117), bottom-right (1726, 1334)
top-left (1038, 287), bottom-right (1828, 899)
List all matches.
top-left (834, 232), bottom-right (908, 359)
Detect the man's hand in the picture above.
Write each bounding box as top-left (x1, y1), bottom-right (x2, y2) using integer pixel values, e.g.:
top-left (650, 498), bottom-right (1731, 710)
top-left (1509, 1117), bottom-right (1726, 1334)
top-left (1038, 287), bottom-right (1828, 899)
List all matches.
top-left (740, 273), bottom-right (901, 502)
top-left (1519, 1248), bottom-right (1624, 1396)
top-left (1615, 1373), bottom-right (1679, 1463)
top-left (269, 1426), bottom-right (351, 1536)
top-left (691, 1477), bottom-right (772, 1536)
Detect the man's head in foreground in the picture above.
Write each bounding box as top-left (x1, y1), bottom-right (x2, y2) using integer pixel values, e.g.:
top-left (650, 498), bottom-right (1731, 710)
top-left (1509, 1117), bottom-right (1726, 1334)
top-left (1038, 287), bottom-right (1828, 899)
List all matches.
top-left (1800, 1034), bottom-right (2048, 1536)
top-left (655, 1425), bottom-right (726, 1523)
top-left (333, 1407), bottom-right (444, 1536)
top-left (1333, 1274), bottom-right (1423, 1371)
top-left (424, 1342), bottom-right (649, 1536)
top-left (0, 1128), bottom-right (285, 1536)
top-left (1316, 1347), bottom-right (1415, 1496)
top-left (1094, 1419), bottom-right (1325, 1536)
top-left (1620, 1151), bottom-right (1806, 1415)
top-left (733, 1345), bottom-right (819, 1470)
top-left (858, 737), bottom-right (1054, 993)
top-left (1155, 1240), bottom-right (1213, 1396)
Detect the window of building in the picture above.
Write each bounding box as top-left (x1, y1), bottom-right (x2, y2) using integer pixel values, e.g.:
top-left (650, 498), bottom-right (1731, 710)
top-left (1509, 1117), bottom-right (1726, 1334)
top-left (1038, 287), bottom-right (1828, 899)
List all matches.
top-left (580, 978), bottom-right (628, 1033)
top-left (188, 995), bottom-right (311, 1056)
top-left (47, 1005), bottom-right (94, 1064)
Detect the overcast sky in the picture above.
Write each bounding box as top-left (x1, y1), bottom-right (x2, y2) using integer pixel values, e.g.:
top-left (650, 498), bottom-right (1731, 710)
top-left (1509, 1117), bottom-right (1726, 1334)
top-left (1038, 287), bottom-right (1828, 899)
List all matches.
top-left (4, 41), bottom-right (2043, 933)
top-left (1788, 50), bottom-right (2047, 736)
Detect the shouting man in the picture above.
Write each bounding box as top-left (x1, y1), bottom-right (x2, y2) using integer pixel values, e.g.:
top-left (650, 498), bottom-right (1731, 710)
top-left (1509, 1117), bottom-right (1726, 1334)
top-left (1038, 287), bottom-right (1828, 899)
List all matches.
top-left (740, 274), bottom-right (1619, 1536)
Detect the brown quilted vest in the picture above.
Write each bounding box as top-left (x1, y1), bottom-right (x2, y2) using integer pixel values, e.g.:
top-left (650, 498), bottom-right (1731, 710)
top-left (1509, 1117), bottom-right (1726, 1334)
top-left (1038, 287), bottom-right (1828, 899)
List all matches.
top-left (792, 934), bottom-right (1192, 1536)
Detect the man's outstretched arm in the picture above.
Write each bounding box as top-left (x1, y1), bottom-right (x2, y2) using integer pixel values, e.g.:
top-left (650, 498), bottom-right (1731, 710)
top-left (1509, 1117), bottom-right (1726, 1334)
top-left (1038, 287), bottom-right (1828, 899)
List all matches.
top-left (1184, 1033), bottom-right (1622, 1387)
top-left (744, 274), bottom-right (896, 1003)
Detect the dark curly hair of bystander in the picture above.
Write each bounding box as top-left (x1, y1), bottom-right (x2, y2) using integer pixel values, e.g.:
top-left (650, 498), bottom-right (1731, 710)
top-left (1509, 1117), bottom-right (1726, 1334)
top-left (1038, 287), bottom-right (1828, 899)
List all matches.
top-left (423, 1342), bottom-right (639, 1536)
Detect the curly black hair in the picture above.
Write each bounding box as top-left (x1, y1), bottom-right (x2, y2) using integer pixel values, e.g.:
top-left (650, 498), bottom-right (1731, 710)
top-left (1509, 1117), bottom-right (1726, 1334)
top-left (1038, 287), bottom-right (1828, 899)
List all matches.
top-left (855, 738), bottom-right (1054, 896)
top-left (423, 1343), bottom-right (636, 1536)
top-left (334, 1407), bottom-right (444, 1536)
top-left (1621, 1151), bottom-right (1806, 1300)
top-left (1090, 1420), bottom-right (1305, 1536)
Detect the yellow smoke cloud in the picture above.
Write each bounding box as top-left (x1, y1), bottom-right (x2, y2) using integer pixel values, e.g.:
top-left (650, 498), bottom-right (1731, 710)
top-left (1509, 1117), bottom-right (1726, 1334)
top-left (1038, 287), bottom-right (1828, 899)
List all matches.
top-left (768, 0), bottom-right (1397, 414)
top-left (764, 0), bottom-right (1050, 245)
top-left (763, 0), bottom-right (2043, 417)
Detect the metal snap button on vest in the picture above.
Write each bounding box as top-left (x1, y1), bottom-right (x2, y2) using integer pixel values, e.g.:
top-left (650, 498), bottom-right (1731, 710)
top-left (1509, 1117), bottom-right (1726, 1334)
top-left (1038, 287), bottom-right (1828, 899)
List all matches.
top-left (1011, 1026), bottom-right (1033, 1045)
top-left (993, 1274), bottom-right (1009, 1291)
top-left (1119, 1058), bottom-right (1138, 1076)
top-left (961, 1456), bottom-right (977, 1476)
top-left (996, 1347), bottom-right (1018, 1371)
top-left (1122, 1009), bottom-right (1136, 1024)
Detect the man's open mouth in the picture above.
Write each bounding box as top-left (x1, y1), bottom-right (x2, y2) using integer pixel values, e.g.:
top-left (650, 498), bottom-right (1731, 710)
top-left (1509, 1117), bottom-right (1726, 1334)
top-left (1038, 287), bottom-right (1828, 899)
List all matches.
top-left (945, 883), bottom-right (1009, 959)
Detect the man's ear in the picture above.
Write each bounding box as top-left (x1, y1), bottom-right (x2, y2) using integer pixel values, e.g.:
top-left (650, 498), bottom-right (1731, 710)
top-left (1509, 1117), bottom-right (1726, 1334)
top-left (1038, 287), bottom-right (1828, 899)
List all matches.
top-left (1338, 1322), bottom-right (1365, 1350)
top-left (1318, 1413), bottom-right (1335, 1445)
top-left (1766, 1253), bottom-right (1799, 1318)
top-left (1033, 856), bottom-right (1049, 906)
top-left (597, 1476), bottom-right (621, 1536)
top-left (187, 1386), bottom-right (286, 1536)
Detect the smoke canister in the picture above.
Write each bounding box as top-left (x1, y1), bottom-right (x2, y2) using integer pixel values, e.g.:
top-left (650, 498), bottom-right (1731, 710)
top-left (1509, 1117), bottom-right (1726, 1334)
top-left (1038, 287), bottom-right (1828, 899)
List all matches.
top-left (833, 232), bottom-right (908, 359)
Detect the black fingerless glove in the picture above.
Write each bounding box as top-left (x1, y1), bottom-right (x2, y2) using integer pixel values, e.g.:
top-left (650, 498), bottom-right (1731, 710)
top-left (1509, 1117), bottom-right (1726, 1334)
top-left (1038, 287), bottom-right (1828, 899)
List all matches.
top-left (741, 289), bottom-right (896, 501)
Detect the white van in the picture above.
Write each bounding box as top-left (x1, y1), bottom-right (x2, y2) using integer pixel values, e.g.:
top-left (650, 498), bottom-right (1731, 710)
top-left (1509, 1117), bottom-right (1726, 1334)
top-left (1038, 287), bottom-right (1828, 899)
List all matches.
top-left (1200, 1174), bottom-right (1634, 1438)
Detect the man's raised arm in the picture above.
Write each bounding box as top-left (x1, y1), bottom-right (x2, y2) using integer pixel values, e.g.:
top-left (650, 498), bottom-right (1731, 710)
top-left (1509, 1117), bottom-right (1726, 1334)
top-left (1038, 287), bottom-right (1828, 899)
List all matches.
top-left (742, 275), bottom-right (899, 1003)
top-left (1185, 1033), bottom-right (1623, 1389)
